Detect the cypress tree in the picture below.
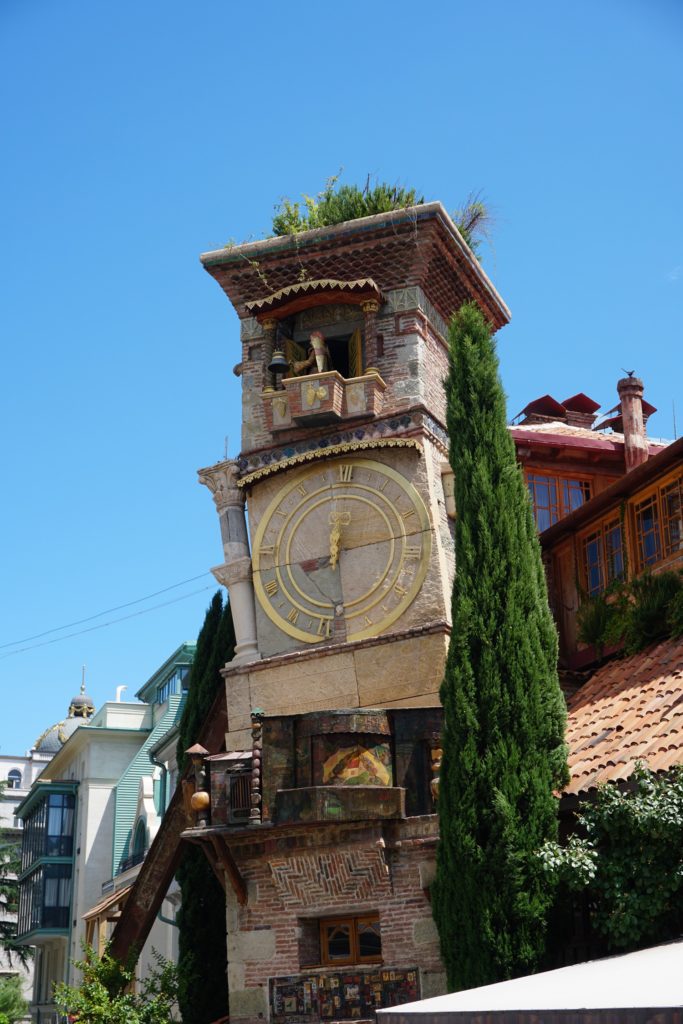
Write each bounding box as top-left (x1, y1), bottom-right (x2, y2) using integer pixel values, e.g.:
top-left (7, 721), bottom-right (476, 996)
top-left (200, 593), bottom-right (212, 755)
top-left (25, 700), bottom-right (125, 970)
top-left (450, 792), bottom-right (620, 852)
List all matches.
top-left (432, 303), bottom-right (568, 990)
top-left (176, 591), bottom-right (235, 1024)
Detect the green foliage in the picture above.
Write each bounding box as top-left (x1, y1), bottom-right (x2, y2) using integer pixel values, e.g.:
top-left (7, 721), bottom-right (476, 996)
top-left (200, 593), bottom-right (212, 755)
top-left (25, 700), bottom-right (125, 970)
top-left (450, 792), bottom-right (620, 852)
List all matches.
top-left (626, 571), bottom-right (682, 650)
top-left (176, 592), bottom-right (235, 1024)
top-left (432, 303), bottom-right (568, 990)
top-left (272, 173), bottom-right (423, 236)
top-left (271, 175), bottom-right (492, 258)
top-left (54, 945), bottom-right (178, 1024)
top-left (452, 190), bottom-right (493, 256)
top-left (576, 592), bottom-right (612, 656)
top-left (0, 784), bottom-right (31, 969)
top-left (539, 765), bottom-right (683, 950)
top-left (577, 571), bottom-right (683, 658)
top-left (667, 588), bottom-right (683, 636)
top-left (0, 975), bottom-right (27, 1024)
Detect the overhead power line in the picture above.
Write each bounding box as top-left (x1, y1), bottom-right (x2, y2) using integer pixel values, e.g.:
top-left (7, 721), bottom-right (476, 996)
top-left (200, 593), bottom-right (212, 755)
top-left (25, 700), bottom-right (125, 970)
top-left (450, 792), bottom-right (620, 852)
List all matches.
top-left (0, 584), bottom-right (216, 660)
top-left (0, 572), bottom-right (213, 650)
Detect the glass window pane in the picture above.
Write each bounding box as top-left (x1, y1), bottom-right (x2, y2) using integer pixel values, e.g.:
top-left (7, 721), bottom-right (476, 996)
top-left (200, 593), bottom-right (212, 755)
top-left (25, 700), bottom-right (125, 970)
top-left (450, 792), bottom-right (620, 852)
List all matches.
top-left (662, 480), bottom-right (683, 557)
top-left (325, 924), bottom-right (351, 961)
top-left (563, 478), bottom-right (591, 513)
top-left (604, 522), bottom-right (624, 582)
top-left (583, 533), bottom-right (604, 596)
top-left (636, 497), bottom-right (661, 566)
top-left (358, 922), bottom-right (381, 959)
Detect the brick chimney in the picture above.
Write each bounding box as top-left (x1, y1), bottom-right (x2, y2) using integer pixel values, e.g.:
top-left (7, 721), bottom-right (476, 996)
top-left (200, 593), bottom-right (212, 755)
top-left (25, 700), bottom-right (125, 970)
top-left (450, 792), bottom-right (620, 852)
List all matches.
top-left (617, 375), bottom-right (648, 471)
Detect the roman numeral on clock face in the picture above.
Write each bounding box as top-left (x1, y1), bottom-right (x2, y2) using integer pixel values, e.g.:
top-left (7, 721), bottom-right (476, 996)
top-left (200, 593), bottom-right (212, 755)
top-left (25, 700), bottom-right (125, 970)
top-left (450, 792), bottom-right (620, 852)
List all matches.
top-left (316, 617), bottom-right (332, 637)
top-left (338, 464), bottom-right (353, 482)
top-left (265, 579), bottom-right (278, 597)
top-left (287, 608), bottom-right (299, 625)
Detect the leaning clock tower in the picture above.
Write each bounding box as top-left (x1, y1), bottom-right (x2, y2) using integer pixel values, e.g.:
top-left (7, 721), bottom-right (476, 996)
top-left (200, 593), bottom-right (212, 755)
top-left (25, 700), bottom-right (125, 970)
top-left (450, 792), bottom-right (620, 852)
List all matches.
top-left (176, 203), bottom-right (513, 1023)
top-left (106, 203), bottom-right (511, 1021)
top-left (198, 203), bottom-right (509, 751)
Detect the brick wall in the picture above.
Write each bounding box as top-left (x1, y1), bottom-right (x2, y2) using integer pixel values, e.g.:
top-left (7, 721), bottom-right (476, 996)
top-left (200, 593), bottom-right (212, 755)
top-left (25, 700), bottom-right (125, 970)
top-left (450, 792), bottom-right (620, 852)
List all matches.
top-left (224, 819), bottom-right (446, 1024)
top-left (237, 290), bottom-right (450, 460)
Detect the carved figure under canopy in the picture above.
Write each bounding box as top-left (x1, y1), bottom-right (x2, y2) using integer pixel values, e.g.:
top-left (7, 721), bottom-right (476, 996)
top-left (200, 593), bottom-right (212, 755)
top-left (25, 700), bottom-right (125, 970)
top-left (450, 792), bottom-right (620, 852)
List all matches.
top-left (291, 330), bottom-right (332, 375)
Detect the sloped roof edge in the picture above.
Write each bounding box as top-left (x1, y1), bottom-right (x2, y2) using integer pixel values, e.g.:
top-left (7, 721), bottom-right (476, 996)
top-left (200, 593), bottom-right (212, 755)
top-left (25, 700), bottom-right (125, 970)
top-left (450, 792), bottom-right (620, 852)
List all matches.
top-left (200, 202), bottom-right (511, 326)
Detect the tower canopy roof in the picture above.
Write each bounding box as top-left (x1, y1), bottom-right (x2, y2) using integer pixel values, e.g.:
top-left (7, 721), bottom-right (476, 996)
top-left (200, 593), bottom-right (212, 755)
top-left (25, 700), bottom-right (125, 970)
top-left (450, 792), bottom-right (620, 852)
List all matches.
top-left (200, 202), bottom-right (510, 333)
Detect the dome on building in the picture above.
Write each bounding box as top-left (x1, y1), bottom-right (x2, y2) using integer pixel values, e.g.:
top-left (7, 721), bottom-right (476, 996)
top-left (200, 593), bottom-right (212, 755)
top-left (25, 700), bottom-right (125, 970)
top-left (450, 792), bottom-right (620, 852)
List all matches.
top-left (33, 678), bottom-right (95, 753)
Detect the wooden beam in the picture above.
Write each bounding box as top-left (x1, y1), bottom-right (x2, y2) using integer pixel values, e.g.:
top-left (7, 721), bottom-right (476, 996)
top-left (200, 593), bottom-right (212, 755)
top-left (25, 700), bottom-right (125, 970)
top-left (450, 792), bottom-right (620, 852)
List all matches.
top-left (212, 834), bottom-right (248, 906)
top-left (199, 836), bottom-right (227, 893)
top-left (108, 686), bottom-right (228, 962)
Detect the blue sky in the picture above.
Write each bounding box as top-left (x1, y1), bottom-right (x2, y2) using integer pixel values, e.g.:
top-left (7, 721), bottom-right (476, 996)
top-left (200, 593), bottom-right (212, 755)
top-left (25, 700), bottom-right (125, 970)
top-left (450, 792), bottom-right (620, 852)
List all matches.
top-left (1, 0), bottom-right (681, 755)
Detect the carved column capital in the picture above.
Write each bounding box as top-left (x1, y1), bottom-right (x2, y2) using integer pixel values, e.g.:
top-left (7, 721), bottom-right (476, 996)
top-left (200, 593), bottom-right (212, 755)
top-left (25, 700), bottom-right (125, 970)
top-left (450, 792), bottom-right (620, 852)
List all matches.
top-left (261, 317), bottom-right (277, 332)
top-left (198, 460), bottom-right (243, 512)
top-left (211, 557), bottom-right (253, 589)
top-left (360, 299), bottom-right (381, 315)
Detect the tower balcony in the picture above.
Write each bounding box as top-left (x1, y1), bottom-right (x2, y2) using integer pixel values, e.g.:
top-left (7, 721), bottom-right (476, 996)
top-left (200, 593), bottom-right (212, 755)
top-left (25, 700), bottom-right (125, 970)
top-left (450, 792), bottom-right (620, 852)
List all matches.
top-left (262, 370), bottom-right (386, 431)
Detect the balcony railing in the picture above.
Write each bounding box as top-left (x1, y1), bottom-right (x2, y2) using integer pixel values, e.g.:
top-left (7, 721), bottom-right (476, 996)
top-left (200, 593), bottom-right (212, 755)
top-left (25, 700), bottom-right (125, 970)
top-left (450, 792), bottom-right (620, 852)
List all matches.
top-left (262, 370), bottom-right (386, 431)
top-left (118, 850), bottom-right (146, 874)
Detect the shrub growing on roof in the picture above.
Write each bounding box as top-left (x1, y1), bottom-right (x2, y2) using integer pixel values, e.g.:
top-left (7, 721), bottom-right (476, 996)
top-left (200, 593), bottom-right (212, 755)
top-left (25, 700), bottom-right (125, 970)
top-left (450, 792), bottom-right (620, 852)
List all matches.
top-left (432, 302), bottom-right (568, 990)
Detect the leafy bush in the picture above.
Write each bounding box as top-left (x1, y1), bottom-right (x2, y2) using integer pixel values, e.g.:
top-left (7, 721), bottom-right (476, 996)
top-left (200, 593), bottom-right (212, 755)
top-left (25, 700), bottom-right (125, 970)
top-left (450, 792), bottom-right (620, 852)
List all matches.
top-left (576, 592), bottom-right (612, 655)
top-left (272, 174), bottom-right (423, 236)
top-left (54, 946), bottom-right (178, 1024)
top-left (0, 976), bottom-right (27, 1024)
top-left (271, 175), bottom-right (492, 257)
top-left (667, 588), bottom-right (683, 636)
top-left (577, 571), bottom-right (683, 658)
top-left (539, 765), bottom-right (683, 950)
top-left (625, 571), bottom-right (683, 651)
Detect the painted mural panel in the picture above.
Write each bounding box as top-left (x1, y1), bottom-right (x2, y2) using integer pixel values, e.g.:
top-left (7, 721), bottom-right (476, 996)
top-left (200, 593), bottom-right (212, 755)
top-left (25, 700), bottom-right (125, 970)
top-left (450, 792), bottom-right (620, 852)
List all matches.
top-left (270, 966), bottom-right (419, 1022)
top-left (312, 735), bottom-right (393, 787)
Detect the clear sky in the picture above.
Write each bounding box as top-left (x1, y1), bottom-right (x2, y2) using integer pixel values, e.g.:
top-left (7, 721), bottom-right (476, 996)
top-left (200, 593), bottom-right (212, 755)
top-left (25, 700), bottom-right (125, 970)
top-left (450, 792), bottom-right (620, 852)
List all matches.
top-left (1, 0), bottom-right (681, 755)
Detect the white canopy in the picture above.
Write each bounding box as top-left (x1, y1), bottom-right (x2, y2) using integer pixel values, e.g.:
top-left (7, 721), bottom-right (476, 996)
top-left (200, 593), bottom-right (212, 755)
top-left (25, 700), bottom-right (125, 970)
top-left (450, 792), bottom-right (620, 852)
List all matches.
top-left (378, 941), bottom-right (683, 1020)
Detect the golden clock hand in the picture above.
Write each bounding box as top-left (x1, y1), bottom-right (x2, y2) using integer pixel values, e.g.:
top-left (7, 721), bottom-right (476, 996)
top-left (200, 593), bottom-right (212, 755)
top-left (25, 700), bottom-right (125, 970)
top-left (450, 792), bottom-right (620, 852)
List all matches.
top-left (329, 521), bottom-right (342, 570)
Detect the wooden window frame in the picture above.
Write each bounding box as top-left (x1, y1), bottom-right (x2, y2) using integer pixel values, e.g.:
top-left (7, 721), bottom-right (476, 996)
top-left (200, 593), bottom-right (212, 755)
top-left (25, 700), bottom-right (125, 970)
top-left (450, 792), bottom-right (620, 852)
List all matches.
top-left (631, 470), bottom-right (683, 572)
top-left (661, 476), bottom-right (683, 559)
top-left (319, 913), bottom-right (381, 967)
top-left (579, 516), bottom-right (624, 596)
top-left (527, 472), bottom-right (592, 531)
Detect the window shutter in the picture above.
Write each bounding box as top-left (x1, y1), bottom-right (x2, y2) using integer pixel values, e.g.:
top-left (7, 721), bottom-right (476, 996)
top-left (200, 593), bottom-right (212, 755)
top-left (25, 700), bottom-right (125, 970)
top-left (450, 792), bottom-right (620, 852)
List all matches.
top-left (284, 338), bottom-right (307, 370)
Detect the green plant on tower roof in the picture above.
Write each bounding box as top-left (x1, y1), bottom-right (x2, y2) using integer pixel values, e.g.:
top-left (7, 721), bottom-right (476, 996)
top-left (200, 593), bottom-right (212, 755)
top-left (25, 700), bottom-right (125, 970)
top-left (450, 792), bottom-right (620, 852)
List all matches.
top-left (271, 174), bottom-right (492, 256)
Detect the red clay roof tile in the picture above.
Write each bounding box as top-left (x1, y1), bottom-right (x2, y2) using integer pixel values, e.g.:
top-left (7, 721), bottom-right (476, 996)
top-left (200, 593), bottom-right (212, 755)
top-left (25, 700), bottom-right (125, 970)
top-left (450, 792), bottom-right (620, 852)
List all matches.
top-left (565, 636), bottom-right (683, 795)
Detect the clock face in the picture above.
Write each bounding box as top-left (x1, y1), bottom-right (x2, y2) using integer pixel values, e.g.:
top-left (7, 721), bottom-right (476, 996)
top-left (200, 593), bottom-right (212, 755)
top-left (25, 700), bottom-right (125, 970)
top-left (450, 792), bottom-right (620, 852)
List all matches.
top-left (252, 457), bottom-right (431, 644)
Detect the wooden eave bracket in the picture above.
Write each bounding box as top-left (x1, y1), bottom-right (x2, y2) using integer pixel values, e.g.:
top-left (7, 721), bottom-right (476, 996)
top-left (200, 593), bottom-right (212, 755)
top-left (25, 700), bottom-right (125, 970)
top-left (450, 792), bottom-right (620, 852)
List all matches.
top-left (193, 833), bottom-right (247, 906)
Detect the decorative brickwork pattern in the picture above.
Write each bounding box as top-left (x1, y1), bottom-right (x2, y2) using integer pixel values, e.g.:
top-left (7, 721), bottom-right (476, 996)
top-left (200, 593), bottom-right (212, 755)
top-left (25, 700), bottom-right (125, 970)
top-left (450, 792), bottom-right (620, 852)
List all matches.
top-left (269, 849), bottom-right (390, 908)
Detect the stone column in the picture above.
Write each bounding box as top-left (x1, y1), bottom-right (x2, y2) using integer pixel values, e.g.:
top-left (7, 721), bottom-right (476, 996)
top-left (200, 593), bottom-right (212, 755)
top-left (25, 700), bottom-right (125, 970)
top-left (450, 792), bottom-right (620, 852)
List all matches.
top-left (617, 375), bottom-right (648, 471)
top-left (361, 300), bottom-right (381, 375)
top-left (198, 460), bottom-right (261, 664)
top-left (261, 318), bottom-right (277, 392)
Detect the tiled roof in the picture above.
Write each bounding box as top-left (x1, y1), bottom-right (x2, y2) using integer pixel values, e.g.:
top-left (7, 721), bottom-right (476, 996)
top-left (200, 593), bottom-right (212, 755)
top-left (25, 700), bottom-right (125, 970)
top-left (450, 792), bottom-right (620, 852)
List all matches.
top-left (565, 636), bottom-right (683, 795)
top-left (510, 421), bottom-right (667, 455)
top-left (512, 421), bottom-right (615, 441)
